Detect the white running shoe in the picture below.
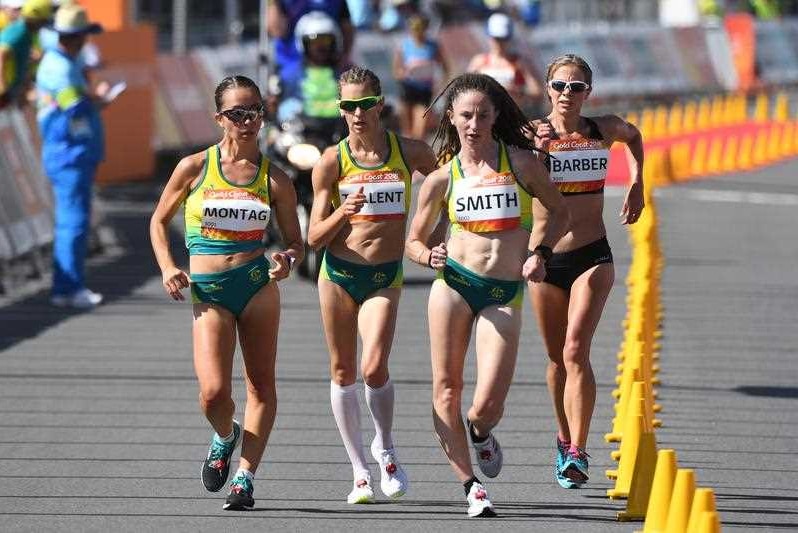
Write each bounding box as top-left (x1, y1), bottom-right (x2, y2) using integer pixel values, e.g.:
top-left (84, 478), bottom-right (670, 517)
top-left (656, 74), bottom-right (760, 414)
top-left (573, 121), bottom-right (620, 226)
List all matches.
top-left (469, 422), bottom-right (503, 478)
top-left (346, 473), bottom-right (375, 504)
top-left (370, 440), bottom-right (408, 499)
top-left (466, 481), bottom-right (497, 518)
top-left (51, 288), bottom-right (103, 309)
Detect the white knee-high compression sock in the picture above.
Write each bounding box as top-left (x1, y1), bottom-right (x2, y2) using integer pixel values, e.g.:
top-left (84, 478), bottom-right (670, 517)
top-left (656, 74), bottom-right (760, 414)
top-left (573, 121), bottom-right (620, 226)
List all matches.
top-left (365, 379), bottom-right (395, 451)
top-left (330, 381), bottom-right (370, 479)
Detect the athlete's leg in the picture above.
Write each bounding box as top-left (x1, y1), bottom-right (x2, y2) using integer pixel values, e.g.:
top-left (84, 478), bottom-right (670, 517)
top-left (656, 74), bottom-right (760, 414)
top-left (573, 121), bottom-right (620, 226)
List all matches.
top-left (562, 263), bottom-right (614, 449)
top-left (319, 278), bottom-right (371, 479)
top-left (193, 304), bottom-right (238, 438)
top-left (429, 280), bottom-right (475, 481)
top-left (530, 282), bottom-right (570, 442)
top-left (467, 304), bottom-right (522, 437)
top-left (358, 288), bottom-right (401, 449)
top-left (235, 281), bottom-right (281, 474)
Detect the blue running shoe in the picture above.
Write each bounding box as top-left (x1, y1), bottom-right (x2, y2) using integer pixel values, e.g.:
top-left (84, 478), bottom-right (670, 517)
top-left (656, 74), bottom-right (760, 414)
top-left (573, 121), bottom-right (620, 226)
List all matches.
top-left (555, 437), bottom-right (572, 488)
top-left (201, 420), bottom-right (241, 492)
top-left (560, 447), bottom-right (590, 488)
top-left (223, 473), bottom-right (254, 511)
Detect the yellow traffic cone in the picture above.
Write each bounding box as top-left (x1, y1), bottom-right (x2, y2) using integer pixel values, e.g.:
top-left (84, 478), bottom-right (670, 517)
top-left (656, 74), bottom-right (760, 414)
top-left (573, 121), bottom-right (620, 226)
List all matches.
top-left (606, 409), bottom-right (645, 492)
top-left (616, 429), bottom-right (658, 520)
top-left (691, 138), bottom-right (708, 177)
top-left (710, 96), bottom-right (724, 128)
top-left (706, 137), bottom-right (723, 174)
top-left (738, 135), bottom-right (754, 170)
top-left (721, 136), bottom-right (739, 173)
top-left (654, 106), bottom-right (669, 139)
top-left (767, 125), bottom-right (782, 162)
top-left (668, 103), bottom-right (683, 137)
top-left (697, 511), bottom-right (721, 533)
top-left (687, 488), bottom-right (717, 533)
top-left (752, 128), bottom-right (769, 167)
top-left (682, 100), bottom-right (697, 133)
top-left (637, 449), bottom-right (677, 532)
top-left (697, 99), bottom-right (711, 131)
top-left (754, 92), bottom-right (769, 122)
top-left (781, 121), bottom-right (794, 158)
top-left (774, 92), bottom-right (789, 121)
top-left (664, 469), bottom-right (696, 533)
top-left (669, 141), bottom-right (691, 182)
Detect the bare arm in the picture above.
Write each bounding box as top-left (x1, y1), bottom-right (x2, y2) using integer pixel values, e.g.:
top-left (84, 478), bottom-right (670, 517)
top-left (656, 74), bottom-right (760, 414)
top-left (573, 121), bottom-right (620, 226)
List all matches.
top-left (599, 115), bottom-right (645, 224)
top-left (149, 153), bottom-right (204, 299)
top-left (401, 136), bottom-right (438, 176)
top-left (393, 46), bottom-right (405, 80)
top-left (405, 165), bottom-right (449, 269)
top-left (266, 0), bottom-right (288, 38)
top-left (267, 163), bottom-right (304, 280)
top-left (307, 146), bottom-right (365, 249)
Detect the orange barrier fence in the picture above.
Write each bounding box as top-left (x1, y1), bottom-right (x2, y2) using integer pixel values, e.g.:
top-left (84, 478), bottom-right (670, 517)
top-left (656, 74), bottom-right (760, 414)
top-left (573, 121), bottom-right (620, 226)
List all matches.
top-left (607, 91), bottom-right (797, 188)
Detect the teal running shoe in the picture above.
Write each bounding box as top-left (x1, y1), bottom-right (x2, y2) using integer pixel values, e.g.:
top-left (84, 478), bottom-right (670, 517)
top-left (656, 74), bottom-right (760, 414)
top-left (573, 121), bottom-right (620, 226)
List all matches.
top-left (201, 420), bottom-right (241, 492)
top-left (560, 447), bottom-right (590, 488)
top-left (223, 473), bottom-right (254, 511)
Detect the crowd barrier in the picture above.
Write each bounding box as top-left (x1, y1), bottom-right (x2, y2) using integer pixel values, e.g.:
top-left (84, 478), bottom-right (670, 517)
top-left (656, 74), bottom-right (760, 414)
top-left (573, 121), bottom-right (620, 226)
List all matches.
top-left (0, 109), bottom-right (52, 265)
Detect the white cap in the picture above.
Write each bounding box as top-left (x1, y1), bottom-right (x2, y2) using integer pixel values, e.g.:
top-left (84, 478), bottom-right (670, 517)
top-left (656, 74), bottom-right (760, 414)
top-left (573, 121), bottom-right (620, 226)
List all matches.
top-left (487, 13), bottom-right (513, 40)
top-left (2, 0), bottom-right (25, 9)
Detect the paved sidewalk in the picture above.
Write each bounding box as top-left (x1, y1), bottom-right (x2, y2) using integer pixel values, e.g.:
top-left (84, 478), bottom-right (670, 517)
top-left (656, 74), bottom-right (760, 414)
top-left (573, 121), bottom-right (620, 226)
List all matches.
top-left (0, 163), bottom-right (796, 531)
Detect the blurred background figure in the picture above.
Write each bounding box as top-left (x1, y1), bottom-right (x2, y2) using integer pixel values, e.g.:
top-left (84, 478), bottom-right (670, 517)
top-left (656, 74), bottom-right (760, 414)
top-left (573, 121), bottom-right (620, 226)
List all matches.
top-left (393, 13), bottom-right (447, 139)
top-left (346, 0), bottom-right (379, 29)
top-left (268, 0), bottom-right (354, 99)
top-left (0, 0), bottom-right (51, 108)
top-left (0, 0), bottom-right (23, 31)
top-left (36, 3), bottom-right (110, 308)
top-left (467, 12), bottom-right (541, 114)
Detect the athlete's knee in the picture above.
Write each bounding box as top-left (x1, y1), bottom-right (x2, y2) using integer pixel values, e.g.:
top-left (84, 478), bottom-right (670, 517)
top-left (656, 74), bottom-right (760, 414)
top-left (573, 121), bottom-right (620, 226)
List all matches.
top-left (245, 377), bottom-right (276, 405)
top-left (360, 356), bottom-right (389, 387)
top-left (470, 398), bottom-right (504, 427)
top-left (433, 378), bottom-right (463, 410)
top-left (330, 364), bottom-right (357, 386)
top-left (562, 337), bottom-right (591, 369)
top-left (198, 382), bottom-right (232, 410)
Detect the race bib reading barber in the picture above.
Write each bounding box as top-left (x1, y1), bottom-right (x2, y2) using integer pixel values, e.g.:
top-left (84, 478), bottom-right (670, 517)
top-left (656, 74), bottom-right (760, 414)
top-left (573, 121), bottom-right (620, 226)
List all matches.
top-left (451, 172), bottom-right (521, 232)
top-left (548, 139), bottom-right (609, 193)
top-left (201, 189), bottom-right (271, 241)
top-left (338, 170), bottom-right (406, 221)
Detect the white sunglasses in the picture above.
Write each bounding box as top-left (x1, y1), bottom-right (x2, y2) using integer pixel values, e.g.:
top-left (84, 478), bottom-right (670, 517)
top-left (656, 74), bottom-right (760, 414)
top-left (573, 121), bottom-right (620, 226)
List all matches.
top-left (548, 79), bottom-right (590, 93)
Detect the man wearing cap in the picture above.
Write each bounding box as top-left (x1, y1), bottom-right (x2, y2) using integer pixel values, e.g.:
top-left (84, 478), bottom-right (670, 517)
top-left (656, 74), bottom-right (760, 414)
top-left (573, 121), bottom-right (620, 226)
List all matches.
top-left (467, 12), bottom-right (541, 113)
top-left (0, 0), bottom-right (51, 107)
top-left (36, 3), bottom-right (106, 308)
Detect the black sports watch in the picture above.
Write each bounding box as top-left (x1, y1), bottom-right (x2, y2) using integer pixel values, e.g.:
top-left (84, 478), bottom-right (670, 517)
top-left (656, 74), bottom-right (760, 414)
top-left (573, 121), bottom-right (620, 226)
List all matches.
top-left (529, 245), bottom-right (553, 263)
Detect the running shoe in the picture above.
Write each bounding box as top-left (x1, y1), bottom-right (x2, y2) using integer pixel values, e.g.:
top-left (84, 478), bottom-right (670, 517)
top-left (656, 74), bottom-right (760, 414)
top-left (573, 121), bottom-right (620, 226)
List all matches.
top-left (371, 440), bottom-right (409, 498)
top-left (50, 288), bottom-right (103, 309)
top-left (201, 420), bottom-right (241, 492)
top-left (468, 421), bottom-right (503, 478)
top-left (466, 481), bottom-right (497, 518)
top-left (555, 437), bottom-right (576, 489)
top-left (560, 447), bottom-right (590, 488)
top-left (347, 473), bottom-right (375, 504)
top-left (223, 473), bottom-right (254, 511)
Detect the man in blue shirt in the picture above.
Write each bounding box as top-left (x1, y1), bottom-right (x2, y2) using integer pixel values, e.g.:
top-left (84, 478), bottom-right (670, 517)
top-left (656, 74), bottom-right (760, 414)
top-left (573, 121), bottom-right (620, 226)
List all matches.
top-left (267, 0), bottom-right (353, 90)
top-left (36, 3), bottom-right (106, 308)
top-left (0, 0), bottom-right (51, 107)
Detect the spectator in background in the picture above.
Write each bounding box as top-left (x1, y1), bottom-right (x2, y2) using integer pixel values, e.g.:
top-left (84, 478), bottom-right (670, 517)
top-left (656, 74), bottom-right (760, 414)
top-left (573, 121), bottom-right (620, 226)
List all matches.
top-left (0, 0), bottom-right (51, 108)
top-left (267, 0), bottom-right (354, 92)
top-left (0, 0), bottom-right (23, 31)
top-left (393, 13), bottom-right (447, 139)
top-left (36, 3), bottom-right (110, 309)
top-left (467, 12), bottom-right (541, 115)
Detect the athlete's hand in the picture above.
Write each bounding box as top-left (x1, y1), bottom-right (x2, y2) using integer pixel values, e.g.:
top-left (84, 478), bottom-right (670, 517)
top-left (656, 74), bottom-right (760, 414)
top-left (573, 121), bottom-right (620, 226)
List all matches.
top-left (162, 267), bottom-right (191, 301)
top-left (523, 253), bottom-right (547, 283)
top-left (620, 181), bottom-right (645, 225)
top-left (428, 242), bottom-right (447, 270)
top-left (534, 122), bottom-right (554, 152)
top-left (269, 251), bottom-right (293, 281)
top-left (341, 186), bottom-right (366, 218)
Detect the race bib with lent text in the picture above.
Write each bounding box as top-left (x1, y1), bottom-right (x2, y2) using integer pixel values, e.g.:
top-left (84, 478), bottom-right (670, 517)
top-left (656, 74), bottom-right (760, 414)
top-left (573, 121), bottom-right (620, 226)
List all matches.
top-left (339, 170), bottom-right (406, 221)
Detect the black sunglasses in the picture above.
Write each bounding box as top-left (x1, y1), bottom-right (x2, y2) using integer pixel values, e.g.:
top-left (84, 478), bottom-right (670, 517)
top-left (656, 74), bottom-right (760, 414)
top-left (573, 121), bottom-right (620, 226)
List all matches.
top-left (219, 106), bottom-right (264, 124)
top-left (548, 80), bottom-right (590, 93)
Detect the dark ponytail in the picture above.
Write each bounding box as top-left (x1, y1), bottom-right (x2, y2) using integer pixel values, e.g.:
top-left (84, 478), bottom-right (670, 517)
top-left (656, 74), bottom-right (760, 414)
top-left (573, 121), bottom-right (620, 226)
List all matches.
top-left (214, 75), bottom-right (262, 112)
top-left (429, 73), bottom-right (541, 165)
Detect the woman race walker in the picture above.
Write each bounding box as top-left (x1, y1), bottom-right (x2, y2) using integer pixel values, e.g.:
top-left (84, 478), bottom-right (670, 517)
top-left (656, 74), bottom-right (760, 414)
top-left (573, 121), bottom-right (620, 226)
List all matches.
top-left (529, 54), bottom-right (645, 488)
top-left (150, 76), bottom-right (303, 510)
top-left (405, 73), bottom-right (569, 517)
top-left (308, 66), bottom-right (437, 504)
